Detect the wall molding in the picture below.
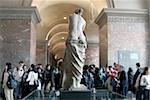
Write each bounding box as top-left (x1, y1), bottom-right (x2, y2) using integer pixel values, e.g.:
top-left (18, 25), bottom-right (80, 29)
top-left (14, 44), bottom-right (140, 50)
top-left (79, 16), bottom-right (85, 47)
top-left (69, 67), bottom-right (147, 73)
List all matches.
top-left (0, 7), bottom-right (41, 24)
top-left (95, 8), bottom-right (148, 27)
top-left (108, 16), bottom-right (148, 23)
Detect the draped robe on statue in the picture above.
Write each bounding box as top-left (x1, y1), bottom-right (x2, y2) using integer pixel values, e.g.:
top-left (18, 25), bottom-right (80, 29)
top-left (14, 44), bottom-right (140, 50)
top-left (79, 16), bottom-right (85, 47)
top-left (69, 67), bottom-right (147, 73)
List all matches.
top-left (63, 13), bottom-right (87, 89)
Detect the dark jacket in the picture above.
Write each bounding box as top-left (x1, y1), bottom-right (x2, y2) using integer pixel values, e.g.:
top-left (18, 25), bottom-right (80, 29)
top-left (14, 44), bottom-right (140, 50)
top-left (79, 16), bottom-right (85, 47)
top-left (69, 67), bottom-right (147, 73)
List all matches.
top-left (119, 70), bottom-right (128, 96)
top-left (128, 70), bottom-right (133, 91)
top-left (120, 70), bottom-right (128, 87)
top-left (133, 68), bottom-right (142, 87)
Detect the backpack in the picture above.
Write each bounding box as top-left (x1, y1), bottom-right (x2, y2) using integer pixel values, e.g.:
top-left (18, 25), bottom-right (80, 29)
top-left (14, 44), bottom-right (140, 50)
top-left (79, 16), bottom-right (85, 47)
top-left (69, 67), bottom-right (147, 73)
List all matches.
top-left (6, 73), bottom-right (17, 89)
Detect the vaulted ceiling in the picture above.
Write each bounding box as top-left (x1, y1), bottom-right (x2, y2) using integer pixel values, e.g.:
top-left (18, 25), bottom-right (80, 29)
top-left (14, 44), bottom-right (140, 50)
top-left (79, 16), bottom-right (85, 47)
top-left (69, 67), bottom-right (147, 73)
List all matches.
top-left (31, 0), bottom-right (107, 59)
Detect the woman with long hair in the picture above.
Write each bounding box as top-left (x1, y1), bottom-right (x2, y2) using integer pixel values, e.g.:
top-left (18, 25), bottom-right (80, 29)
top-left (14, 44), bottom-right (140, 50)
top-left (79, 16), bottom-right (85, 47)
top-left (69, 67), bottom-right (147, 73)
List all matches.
top-left (2, 62), bottom-right (14, 100)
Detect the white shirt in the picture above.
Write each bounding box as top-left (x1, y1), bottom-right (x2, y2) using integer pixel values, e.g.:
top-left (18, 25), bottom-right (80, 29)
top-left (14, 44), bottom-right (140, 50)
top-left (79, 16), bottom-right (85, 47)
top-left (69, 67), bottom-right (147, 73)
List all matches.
top-left (26, 71), bottom-right (38, 85)
top-left (140, 75), bottom-right (150, 90)
top-left (13, 67), bottom-right (24, 82)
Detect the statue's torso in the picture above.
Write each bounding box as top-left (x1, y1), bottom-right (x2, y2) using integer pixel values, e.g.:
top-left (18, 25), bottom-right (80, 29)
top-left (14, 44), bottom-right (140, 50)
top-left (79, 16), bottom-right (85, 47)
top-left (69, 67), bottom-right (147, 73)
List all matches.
top-left (68, 14), bottom-right (86, 42)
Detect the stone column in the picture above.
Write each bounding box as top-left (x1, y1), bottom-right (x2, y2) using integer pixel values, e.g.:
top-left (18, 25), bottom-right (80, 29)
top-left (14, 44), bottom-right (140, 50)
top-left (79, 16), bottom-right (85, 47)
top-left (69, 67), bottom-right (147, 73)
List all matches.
top-left (36, 40), bottom-right (48, 65)
top-left (0, 7), bottom-right (40, 67)
top-left (148, 8), bottom-right (150, 65)
top-left (85, 42), bottom-right (99, 67)
top-left (95, 8), bottom-right (149, 71)
top-left (48, 51), bottom-right (57, 65)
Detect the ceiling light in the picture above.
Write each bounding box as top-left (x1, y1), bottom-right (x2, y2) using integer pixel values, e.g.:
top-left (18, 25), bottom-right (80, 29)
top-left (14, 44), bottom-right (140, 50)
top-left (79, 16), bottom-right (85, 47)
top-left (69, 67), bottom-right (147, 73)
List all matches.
top-left (63, 17), bottom-right (67, 20)
top-left (61, 37), bottom-right (65, 39)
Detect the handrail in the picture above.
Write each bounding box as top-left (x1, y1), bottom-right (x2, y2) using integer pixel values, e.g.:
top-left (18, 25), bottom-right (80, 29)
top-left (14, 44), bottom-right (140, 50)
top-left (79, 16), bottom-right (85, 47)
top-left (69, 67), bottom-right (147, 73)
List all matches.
top-left (109, 90), bottom-right (127, 98)
top-left (96, 89), bottom-right (127, 98)
top-left (21, 90), bottom-right (37, 100)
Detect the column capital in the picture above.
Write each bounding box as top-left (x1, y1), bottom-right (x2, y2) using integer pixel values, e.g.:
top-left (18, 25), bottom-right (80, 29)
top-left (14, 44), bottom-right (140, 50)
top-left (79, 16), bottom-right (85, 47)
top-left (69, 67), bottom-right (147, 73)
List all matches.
top-left (95, 8), bottom-right (148, 28)
top-left (0, 7), bottom-right (41, 24)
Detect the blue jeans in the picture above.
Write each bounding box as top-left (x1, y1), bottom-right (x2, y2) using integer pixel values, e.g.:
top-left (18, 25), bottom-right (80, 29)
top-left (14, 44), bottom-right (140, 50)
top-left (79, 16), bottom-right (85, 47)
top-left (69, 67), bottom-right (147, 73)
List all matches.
top-left (143, 89), bottom-right (150, 100)
top-left (14, 82), bottom-right (22, 99)
top-left (111, 79), bottom-right (117, 92)
top-left (122, 86), bottom-right (128, 96)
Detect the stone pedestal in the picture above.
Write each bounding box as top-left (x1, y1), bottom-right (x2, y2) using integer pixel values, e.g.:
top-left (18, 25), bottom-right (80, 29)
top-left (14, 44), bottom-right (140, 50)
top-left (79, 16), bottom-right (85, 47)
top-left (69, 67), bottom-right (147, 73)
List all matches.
top-left (36, 40), bottom-right (48, 65)
top-left (60, 90), bottom-right (92, 100)
top-left (95, 8), bottom-right (149, 70)
top-left (0, 7), bottom-right (40, 67)
top-left (85, 42), bottom-right (99, 67)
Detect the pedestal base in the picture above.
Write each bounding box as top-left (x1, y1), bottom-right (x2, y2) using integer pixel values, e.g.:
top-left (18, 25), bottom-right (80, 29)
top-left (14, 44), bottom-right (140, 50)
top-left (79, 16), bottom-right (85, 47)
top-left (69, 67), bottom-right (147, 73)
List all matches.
top-left (60, 90), bottom-right (92, 100)
top-left (70, 84), bottom-right (88, 91)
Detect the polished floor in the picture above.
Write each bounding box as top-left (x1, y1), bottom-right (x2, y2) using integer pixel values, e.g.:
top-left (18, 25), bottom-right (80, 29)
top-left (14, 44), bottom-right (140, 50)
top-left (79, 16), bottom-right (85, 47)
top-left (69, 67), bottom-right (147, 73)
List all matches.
top-left (0, 89), bottom-right (135, 100)
top-left (23, 90), bottom-right (59, 100)
top-left (24, 89), bottom-right (132, 100)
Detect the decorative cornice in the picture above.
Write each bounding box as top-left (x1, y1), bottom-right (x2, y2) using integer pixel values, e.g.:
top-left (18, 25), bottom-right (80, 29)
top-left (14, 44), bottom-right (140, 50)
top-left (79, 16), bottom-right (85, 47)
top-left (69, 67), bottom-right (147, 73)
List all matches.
top-left (108, 16), bottom-right (148, 23)
top-left (95, 8), bottom-right (107, 28)
top-left (0, 7), bottom-right (41, 24)
top-left (95, 8), bottom-right (148, 26)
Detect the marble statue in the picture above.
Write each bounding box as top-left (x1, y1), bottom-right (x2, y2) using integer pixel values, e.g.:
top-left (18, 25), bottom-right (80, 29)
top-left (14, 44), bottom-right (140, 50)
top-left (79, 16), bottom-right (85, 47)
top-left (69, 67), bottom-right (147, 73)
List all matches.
top-left (63, 8), bottom-right (87, 90)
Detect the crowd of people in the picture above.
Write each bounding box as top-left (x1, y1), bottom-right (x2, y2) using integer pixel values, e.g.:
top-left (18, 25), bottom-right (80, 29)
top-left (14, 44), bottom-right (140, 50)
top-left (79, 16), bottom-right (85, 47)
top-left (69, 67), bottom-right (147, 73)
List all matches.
top-left (80, 64), bottom-right (106, 90)
top-left (80, 63), bottom-right (150, 100)
top-left (1, 61), bottom-right (63, 100)
top-left (0, 61), bottom-right (150, 100)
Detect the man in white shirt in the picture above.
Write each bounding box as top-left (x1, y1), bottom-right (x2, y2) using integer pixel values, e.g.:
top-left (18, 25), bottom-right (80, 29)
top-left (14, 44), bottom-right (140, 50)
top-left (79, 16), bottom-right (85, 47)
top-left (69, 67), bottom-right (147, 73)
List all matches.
top-left (13, 61), bottom-right (25, 99)
top-left (140, 67), bottom-right (150, 100)
top-left (26, 64), bottom-right (38, 95)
